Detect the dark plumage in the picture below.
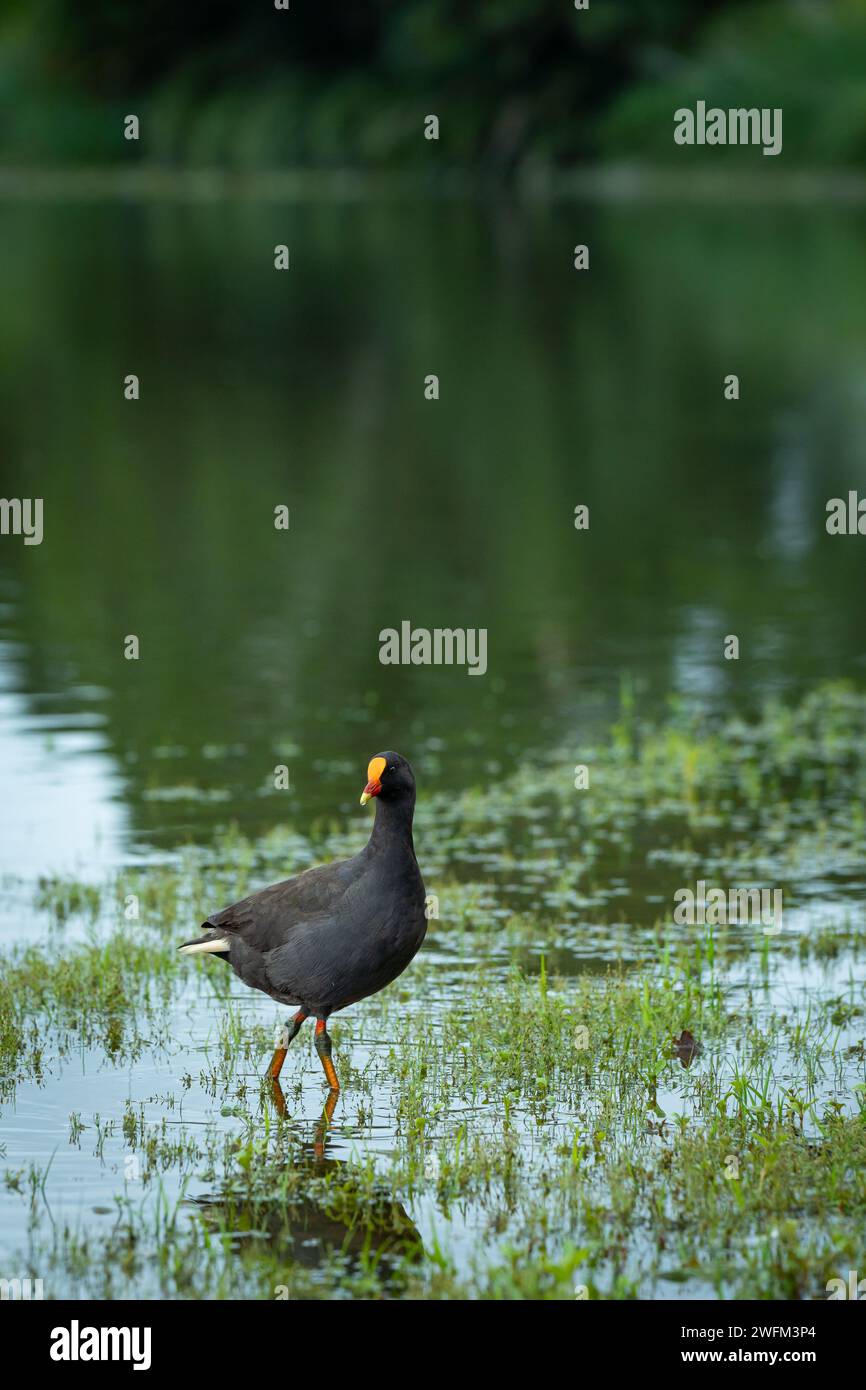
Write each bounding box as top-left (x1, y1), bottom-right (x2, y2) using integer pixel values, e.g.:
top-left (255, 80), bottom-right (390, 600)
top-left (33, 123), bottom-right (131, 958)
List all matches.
top-left (179, 751), bottom-right (426, 1092)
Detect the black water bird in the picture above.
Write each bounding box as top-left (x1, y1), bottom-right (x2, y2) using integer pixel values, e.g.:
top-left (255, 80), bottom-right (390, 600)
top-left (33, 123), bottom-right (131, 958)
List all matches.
top-left (179, 752), bottom-right (426, 1092)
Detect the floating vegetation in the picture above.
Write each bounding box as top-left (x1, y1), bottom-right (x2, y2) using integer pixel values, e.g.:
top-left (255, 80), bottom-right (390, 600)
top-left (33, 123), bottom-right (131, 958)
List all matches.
top-left (1, 683), bottom-right (865, 1298)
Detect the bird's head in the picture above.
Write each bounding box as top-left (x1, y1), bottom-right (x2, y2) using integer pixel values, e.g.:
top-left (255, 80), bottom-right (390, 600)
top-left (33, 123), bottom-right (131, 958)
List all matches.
top-left (360, 751), bottom-right (415, 806)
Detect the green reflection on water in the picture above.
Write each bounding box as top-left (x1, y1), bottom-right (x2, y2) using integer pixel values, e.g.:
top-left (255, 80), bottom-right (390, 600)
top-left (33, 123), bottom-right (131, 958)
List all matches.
top-left (1, 194), bottom-right (865, 857)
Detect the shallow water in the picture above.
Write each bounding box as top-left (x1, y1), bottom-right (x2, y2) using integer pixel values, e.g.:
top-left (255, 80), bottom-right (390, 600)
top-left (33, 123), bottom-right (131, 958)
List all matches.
top-left (1, 192), bottom-right (866, 1298)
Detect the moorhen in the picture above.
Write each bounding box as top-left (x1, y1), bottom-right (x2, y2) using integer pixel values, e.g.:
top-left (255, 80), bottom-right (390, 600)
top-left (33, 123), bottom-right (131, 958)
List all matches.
top-left (179, 752), bottom-right (426, 1092)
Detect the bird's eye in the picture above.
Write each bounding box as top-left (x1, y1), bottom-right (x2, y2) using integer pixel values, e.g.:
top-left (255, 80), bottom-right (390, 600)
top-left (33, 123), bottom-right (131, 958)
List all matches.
top-left (389, 765), bottom-right (395, 772)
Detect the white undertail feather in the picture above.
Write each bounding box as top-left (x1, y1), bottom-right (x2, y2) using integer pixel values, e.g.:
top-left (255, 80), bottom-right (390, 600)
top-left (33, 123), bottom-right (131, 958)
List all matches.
top-left (179, 937), bottom-right (231, 956)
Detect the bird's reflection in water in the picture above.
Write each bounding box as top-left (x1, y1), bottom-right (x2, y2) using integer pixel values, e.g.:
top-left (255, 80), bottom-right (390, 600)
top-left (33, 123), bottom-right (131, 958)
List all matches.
top-left (192, 1079), bottom-right (423, 1285)
top-left (268, 1077), bottom-right (337, 1156)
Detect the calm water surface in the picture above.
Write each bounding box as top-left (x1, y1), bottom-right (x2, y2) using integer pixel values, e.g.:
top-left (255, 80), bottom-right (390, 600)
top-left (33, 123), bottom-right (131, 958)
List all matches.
top-left (2, 194), bottom-right (865, 876)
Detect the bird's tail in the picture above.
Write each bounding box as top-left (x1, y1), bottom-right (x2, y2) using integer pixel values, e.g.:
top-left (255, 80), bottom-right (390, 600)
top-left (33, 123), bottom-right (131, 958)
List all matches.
top-left (178, 934), bottom-right (231, 956)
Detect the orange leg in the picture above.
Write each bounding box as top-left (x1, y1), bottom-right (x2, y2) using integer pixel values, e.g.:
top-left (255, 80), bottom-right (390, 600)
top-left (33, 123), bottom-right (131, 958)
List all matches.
top-left (314, 1019), bottom-right (340, 1091)
top-left (268, 1009), bottom-right (307, 1079)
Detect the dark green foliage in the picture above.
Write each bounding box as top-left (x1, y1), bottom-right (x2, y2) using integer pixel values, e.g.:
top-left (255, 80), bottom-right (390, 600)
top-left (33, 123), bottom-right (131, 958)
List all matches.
top-left (12, 0), bottom-right (857, 169)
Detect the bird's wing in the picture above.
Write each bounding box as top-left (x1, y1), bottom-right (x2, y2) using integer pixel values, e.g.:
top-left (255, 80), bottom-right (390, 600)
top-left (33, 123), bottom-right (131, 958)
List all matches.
top-left (202, 857), bottom-right (356, 954)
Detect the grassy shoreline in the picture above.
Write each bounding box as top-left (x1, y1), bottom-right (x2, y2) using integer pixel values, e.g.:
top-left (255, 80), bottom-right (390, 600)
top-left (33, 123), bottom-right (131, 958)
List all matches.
top-left (2, 682), bottom-right (864, 1298)
top-left (2, 164), bottom-right (866, 205)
